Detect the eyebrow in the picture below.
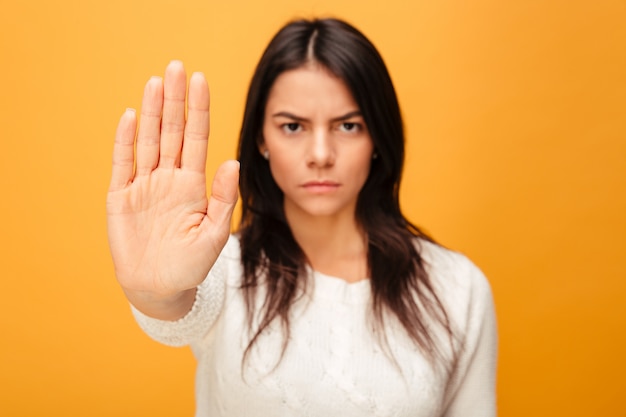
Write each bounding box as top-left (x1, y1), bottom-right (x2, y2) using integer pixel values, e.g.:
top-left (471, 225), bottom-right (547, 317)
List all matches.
top-left (271, 110), bottom-right (363, 123)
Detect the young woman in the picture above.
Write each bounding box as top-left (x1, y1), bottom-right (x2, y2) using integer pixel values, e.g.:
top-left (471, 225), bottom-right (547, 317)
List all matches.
top-left (107, 18), bottom-right (497, 416)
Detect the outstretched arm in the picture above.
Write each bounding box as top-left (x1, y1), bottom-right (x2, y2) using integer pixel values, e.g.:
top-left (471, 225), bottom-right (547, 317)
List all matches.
top-left (106, 61), bottom-right (239, 321)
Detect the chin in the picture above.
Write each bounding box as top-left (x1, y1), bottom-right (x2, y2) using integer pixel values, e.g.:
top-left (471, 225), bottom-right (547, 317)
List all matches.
top-left (294, 203), bottom-right (355, 220)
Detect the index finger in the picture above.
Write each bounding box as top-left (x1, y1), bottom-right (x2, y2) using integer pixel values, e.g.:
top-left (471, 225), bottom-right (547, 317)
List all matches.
top-left (181, 72), bottom-right (210, 172)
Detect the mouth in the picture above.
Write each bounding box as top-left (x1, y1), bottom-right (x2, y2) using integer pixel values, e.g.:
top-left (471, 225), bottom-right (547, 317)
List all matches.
top-left (301, 180), bottom-right (341, 193)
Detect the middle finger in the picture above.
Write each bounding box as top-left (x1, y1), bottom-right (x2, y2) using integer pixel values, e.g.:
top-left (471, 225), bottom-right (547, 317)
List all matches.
top-left (159, 60), bottom-right (187, 168)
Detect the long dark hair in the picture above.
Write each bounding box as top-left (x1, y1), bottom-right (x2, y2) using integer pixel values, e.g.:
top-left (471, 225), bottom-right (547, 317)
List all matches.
top-left (237, 18), bottom-right (454, 370)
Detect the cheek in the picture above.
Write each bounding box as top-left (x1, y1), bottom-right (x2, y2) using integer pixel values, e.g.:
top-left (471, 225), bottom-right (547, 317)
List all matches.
top-left (357, 161), bottom-right (373, 189)
top-left (353, 148), bottom-right (374, 179)
top-left (267, 153), bottom-right (293, 191)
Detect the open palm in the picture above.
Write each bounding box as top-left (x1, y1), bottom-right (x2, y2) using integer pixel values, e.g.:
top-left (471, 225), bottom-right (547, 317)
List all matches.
top-left (106, 61), bottom-right (239, 311)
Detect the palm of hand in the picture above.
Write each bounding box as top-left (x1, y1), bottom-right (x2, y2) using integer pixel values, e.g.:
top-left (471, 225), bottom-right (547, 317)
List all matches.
top-left (108, 167), bottom-right (213, 295)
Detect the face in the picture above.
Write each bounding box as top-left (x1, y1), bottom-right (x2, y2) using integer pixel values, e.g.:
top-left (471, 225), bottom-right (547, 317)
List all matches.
top-left (261, 64), bottom-right (374, 223)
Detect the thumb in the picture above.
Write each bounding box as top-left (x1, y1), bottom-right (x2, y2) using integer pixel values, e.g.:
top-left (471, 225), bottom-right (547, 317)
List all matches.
top-left (207, 160), bottom-right (240, 226)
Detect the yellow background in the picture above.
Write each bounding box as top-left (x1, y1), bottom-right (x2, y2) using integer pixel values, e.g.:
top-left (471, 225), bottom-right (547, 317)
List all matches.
top-left (1, 0), bottom-right (624, 415)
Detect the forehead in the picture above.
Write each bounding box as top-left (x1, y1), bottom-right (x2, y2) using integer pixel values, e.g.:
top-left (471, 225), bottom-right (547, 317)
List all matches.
top-left (265, 65), bottom-right (359, 116)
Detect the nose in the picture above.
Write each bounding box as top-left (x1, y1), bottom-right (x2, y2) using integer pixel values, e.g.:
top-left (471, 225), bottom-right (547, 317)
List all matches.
top-left (307, 128), bottom-right (335, 168)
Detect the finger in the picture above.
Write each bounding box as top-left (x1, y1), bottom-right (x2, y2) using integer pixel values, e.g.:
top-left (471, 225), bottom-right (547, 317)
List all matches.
top-left (181, 72), bottom-right (210, 172)
top-left (159, 60), bottom-right (187, 168)
top-left (136, 76), bottom-right (164, 176)
top-left (207, 160), bottom-right (240, 225)
top-left (109, 109), bottom-right (137, 192)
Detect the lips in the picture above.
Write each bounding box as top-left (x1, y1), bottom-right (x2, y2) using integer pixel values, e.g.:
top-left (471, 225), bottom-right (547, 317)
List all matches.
top-left (301, 180), bottom-right (341, 193)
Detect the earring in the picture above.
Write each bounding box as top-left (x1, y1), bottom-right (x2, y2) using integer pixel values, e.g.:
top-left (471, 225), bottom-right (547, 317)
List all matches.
top-left (372, 152), bottom-right (378, 160)
top-left (263, 150), bottom-right (270, 160)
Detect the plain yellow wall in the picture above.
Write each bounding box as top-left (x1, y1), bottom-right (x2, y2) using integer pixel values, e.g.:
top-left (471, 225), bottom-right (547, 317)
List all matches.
top-left (1, 0), bottom-right (624, 415)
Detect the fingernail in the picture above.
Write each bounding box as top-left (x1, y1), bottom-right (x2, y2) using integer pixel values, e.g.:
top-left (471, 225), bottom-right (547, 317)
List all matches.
top-left (125, 108), bottom-right (136, 114)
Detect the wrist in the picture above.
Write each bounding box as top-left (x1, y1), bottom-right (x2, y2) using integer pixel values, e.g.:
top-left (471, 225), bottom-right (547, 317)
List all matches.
top-left (123, 287), bottom-right (197, 321)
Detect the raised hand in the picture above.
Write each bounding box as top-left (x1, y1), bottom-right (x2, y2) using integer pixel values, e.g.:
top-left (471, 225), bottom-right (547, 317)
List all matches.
top-left (106, 61), bottom-right (239, 319)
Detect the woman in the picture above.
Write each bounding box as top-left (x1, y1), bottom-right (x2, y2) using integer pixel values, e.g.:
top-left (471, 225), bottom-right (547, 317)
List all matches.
top-left (107, 18), bottom-right (497, 416)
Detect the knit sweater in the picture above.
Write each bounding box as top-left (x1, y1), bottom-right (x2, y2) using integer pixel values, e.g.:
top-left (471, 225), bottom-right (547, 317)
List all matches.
top-left (132, 235), bottom-right (498, 417)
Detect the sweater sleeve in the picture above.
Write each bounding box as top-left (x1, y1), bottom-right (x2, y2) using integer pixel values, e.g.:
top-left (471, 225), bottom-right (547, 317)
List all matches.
top-left (129, 237), bottom-right (234, 347)
top-left (442, 258), bottom-right (498, 417)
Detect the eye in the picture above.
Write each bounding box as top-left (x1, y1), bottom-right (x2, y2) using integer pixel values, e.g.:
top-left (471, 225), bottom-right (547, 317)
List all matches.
top-left (338, 122), bottom-right (362, 133)
top-left (281, 122), bottom-right (302, 134)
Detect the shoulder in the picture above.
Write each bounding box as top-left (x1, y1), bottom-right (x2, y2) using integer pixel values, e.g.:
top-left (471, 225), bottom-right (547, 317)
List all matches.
top-left (212, 234), bottom-right (244, 286)
top-left (416, 239), bottom-right (495, 330)
top-left (417, 241), bottom-right (499, 414)
top-left (417, 239), bottom-right (492, 299)
top-left (222, 233), bottom-right (242, 258)
top-left (417, 239), bottom-right (480, 277)
top-left (211, 234), bottom-right (243, 269)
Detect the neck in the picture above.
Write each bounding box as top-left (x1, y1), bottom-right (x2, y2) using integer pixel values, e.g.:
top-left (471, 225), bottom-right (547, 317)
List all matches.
top-left (285, 208), bottom-right (368, 283)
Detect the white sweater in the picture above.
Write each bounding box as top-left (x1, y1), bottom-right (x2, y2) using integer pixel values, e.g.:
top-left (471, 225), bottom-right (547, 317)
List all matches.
top-left (132, 236), bottom-right (498, 417)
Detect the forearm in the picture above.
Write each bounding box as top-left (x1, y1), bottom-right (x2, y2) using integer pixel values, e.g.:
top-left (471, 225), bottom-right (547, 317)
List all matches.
top-left (123, 287), bottom-right (197, 321)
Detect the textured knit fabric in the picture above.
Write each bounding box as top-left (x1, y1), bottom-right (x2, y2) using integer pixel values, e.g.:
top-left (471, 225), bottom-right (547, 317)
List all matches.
top-left (132, 235), bottom-right (498, 417)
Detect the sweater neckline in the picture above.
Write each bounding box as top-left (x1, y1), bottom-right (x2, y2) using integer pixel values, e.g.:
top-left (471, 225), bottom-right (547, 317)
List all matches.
top-left (307, 267), bottom-right (371, 304)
